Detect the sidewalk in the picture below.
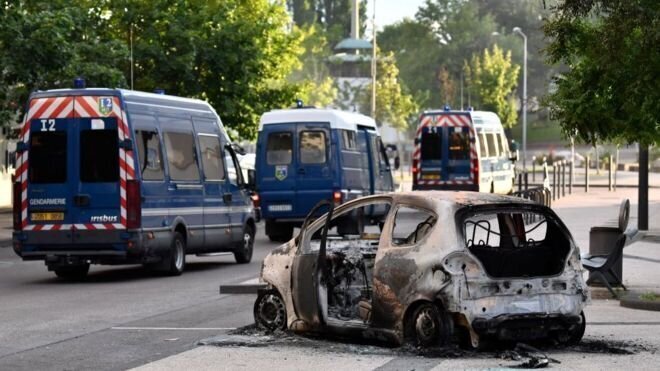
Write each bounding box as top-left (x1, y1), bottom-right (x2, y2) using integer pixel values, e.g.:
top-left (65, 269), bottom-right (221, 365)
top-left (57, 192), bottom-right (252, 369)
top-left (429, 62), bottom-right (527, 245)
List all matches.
top-left (133, 187), bottom-right (660, 370)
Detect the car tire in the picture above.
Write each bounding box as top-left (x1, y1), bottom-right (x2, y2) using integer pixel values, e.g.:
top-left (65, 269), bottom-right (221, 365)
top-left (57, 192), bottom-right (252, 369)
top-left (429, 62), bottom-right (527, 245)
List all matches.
top-left (407, 302), bottom-right (450, 347)
top-left (54, 264), bottom-right (90, 281)
top-left (165, 232), bottom-right (186, 276)
top-left (558, 311), bottom-right (586, 345)
top-left (234, 224), bottom-right (255, 264)
top-left (254, 289), bottom-right (287, 331)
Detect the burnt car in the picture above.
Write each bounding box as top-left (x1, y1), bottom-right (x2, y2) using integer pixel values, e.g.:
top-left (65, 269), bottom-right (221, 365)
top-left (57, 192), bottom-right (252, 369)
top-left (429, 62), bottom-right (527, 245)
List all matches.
top-left (254, 191), bottom-right (589, 347)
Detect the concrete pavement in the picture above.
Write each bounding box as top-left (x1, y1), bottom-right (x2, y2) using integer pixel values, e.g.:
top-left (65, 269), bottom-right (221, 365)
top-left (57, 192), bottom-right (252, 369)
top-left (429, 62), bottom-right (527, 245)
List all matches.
top-left (132, 187), bottom-right (660, 370)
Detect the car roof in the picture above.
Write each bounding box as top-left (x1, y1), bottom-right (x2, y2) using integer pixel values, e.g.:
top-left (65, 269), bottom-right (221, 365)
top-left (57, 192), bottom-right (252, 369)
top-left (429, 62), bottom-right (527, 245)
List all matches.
top-left (388, 191), bottom-right (535, 208)
top-left (259, 108), bottom-right (378, 132)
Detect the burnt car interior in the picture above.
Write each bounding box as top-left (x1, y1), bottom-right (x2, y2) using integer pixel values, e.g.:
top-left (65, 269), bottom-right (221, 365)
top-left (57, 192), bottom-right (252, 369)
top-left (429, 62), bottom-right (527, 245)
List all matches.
top-left (463, 210), bottom-right (571, 278)
top-left (302, 200), bottom-right (437, 326)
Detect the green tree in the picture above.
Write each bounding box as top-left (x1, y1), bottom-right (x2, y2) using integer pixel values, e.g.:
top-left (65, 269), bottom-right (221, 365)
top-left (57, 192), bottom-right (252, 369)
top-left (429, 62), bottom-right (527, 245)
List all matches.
top-left (288, 25), bottom-right (338, 108)
top-left (465, 45), bottom-right (520, 127)
top-left (358, 52), bottom-right (418, 130)
top-left (543, 0), bottom-right (659, 146)
top-left (0, 1), bottom-right (127, 126)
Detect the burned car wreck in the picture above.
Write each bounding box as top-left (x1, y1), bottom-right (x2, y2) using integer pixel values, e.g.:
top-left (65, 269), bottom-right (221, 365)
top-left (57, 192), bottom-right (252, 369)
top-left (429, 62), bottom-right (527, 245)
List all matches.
top-left (254, 192), bottom-right (589, 347)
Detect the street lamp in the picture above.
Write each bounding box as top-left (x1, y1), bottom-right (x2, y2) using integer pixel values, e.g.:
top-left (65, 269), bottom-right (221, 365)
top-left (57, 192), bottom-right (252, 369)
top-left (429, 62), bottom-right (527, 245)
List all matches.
top-left (513, 27), bottom-right (527, 172)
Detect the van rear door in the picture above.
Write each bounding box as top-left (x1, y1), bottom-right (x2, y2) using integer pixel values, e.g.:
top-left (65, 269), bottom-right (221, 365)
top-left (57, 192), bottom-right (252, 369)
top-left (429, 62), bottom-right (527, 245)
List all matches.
top-left (259, 124), bottom-right (298, 216)
top-left (294, 123), bottom-right (332, 214)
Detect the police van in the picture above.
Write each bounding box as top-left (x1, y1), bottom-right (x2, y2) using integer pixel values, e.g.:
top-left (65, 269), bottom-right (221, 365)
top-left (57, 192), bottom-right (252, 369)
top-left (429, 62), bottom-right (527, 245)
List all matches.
top-left (255, 106), bottom-right (394, 242)
top-left (12, 88), bottom-right (257, 279)
top-left (412, 109), bottom-right (516, 193)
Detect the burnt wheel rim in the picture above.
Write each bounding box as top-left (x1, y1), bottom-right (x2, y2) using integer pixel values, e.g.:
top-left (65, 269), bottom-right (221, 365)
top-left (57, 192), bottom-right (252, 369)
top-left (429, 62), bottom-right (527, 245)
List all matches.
top-left (257, 294), bottom-right (286, 330)
top-left (414, 307), bottom-right (439, 344)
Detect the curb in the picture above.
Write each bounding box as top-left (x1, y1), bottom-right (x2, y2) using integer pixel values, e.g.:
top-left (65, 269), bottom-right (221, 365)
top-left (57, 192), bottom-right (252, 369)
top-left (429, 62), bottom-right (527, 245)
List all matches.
top-left (620, 291), bottom-right (660, 311)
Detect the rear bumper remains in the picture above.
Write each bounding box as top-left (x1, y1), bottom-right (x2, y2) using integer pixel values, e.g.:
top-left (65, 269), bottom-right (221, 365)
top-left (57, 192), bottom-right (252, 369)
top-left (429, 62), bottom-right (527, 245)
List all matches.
top-left (471, 313), bottom-right (583, 340)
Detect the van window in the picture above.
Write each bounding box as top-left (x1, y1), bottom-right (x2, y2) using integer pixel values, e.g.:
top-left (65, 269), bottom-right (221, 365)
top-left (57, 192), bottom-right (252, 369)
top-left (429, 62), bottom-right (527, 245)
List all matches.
top-left (198, 135), bottom-right (224, 181)
top-left (300, 131), bottom-right (326, 164)
top-left (478, 133), bottom-right (488, 157)
top-left (80, 129), bottom-right (119, 182)
top-left (421, 130), bottom-right (442, 161)
top-left (486, 133), bottom-right (499, 157)
top-left (224, 148), bottom-right (242, 186)
top-left (164, 131), bottom-right (200, 181)
top-left (267, 132), bottom-right (292, 165)
top-left (135, 130), bottom-right (165, 181)
top-left (342, 130), bottom-right (357, 150)
top-left (29, 131), bottom-right (67, 183)
top-left (448, 128), bottom-right (470, 160)
top-left (392, 206), bottom-right (437, 246)
top-left (499, 134), bottom-right (509, 156)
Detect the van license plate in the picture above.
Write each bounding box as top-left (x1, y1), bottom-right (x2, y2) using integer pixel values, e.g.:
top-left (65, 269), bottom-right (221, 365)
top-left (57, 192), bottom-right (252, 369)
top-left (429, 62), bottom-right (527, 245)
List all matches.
top-left (31, 212), bottom-right (64, 221)
top-left (268, 204), bottom-right (292, 212)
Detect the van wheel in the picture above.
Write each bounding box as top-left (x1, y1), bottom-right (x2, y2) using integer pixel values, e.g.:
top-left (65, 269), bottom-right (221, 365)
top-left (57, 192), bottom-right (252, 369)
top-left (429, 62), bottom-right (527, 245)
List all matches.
top-left (54, 264), bottom-right (90, 281)
top-left (234, 224), bottom-right (255, 264)
top-left (166, 232), bottom-right (186, 276)
top-left (266, 221), bottom-right (293, 242)
top-left (336, 212), bottom-right (364, 236)
top-left (406, 302), bottom-right (450, 347)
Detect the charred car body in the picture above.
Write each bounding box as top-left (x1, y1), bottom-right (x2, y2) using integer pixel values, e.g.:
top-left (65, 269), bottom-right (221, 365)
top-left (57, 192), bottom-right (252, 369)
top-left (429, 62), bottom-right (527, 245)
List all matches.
top-left (254, 191), bottom-right (589, 347)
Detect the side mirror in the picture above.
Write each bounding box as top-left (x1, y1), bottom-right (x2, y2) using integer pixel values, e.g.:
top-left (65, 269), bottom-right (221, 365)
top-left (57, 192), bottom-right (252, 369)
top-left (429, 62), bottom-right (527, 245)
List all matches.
top-left (246, 169), bottom-right (256, 190)
top-left (414, 138), bottom-right (420, 145)
top-left (509, 150), bottom-right (519, 163)
top-left (15, 141), bottom-right (28, 153)
top-left (394, 156), bottom-right (401, 170)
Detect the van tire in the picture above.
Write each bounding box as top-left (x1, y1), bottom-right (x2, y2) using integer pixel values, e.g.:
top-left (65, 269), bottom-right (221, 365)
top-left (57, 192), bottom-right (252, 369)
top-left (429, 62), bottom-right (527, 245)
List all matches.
top-left (336, 213), bottom-right (364, 236)
top-left (266, 221), bottom-right (293, 242)
top-left (165, 232), bottom-right (186, 276)
top-left (54, 264), bottom-right (90, 281)
top-left (234, 224), bottom-right (255, 264)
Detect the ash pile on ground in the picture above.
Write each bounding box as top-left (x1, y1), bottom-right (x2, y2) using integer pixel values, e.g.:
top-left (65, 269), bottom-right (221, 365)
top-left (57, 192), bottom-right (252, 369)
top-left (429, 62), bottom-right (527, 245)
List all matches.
top-left (199, 325), bottom-right (655, 366)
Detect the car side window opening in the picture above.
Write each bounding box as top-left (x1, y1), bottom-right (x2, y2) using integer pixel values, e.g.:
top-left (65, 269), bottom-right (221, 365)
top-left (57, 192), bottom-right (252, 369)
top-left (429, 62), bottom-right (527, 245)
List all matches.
top-left (391, 206), bottom-right (437, 246)
top-left (266, 132), bottom-right (293, 165)
top-left (135, 130), bottom-right (165, 181)
top-left (163, 131), bottom-right (200, 181)
top-left (300, 130), bottom-right (326, 164)
top-left (29, 131), bottom-right (67, 184)
top-left (198, 135), bottom-right (224, 181)
top-left (463, 210), bottom-right (570, 278)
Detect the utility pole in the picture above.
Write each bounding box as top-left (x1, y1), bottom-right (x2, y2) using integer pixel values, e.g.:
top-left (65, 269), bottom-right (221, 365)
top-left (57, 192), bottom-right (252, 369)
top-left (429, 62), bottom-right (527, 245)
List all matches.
top-left (513, 27), bottom-right (527, 172)
top-left (371, 0), bottom-right (377, 121)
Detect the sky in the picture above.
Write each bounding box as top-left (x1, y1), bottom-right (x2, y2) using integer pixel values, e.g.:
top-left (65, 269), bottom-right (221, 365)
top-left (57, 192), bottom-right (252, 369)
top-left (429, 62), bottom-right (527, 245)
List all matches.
top-left (365, 0), bottom-right (426, 29)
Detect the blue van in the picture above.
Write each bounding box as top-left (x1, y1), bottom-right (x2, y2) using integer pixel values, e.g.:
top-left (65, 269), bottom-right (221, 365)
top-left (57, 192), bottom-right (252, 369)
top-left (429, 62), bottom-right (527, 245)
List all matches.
top-left (255, 107), bottom-right (394, 242)
top-left (412, 109), bottom-right (516, 194)
top-left (12, 88), bottom-right (257, 279)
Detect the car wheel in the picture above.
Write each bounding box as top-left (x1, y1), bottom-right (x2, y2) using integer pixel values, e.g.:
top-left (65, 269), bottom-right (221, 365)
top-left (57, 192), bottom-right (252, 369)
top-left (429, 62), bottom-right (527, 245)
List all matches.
top-left (254, 290), bottom-right (287, 331)
top-left (407, 302), bottom-right (450, 347)
top-left (234, 224), bottom-right (255, 264)
top-left (558, 311), bottom-right (586, 345)
top-left (54, 264), bottom-right (90, 281)
top-left (166, 232), bottom-right (186, 276)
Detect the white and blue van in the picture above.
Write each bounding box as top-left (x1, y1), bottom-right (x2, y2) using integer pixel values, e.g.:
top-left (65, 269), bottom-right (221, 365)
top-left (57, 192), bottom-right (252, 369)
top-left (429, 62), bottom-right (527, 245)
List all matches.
top-left (12, 88), bottom-right (257, 279)
top-left (255, 107), bottom-right (394, 242)
top-left (412, 109), bottom-right (516, 194)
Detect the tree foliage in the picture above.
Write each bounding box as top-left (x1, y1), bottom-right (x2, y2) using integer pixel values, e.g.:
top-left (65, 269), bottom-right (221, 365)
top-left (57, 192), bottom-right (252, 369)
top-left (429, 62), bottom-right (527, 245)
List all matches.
top-left (543, 0), bottom-right (660, 146)
top-left (358, 52), bottom-right (418, 130)
top-left (1, 0), bottom-right (303, 140)
top-left (465, 45), bottom-right (520, 128)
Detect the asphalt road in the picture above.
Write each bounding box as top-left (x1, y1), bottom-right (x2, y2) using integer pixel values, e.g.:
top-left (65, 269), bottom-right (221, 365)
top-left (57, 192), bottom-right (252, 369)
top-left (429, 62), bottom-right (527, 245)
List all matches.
top-left (0, 220), bottom-right (275, 370)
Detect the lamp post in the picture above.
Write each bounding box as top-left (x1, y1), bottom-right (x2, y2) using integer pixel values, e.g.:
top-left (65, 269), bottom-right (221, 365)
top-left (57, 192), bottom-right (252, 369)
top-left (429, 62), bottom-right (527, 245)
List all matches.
top-left (371, 0), bottom-right (377, 120)
top-left (513, 27), bottom-right (527, 172)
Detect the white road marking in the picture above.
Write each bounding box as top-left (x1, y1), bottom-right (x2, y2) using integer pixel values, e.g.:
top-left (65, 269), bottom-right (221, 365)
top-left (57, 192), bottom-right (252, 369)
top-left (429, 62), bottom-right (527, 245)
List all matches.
top-left (111, 327), bottom-right (236, 331)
